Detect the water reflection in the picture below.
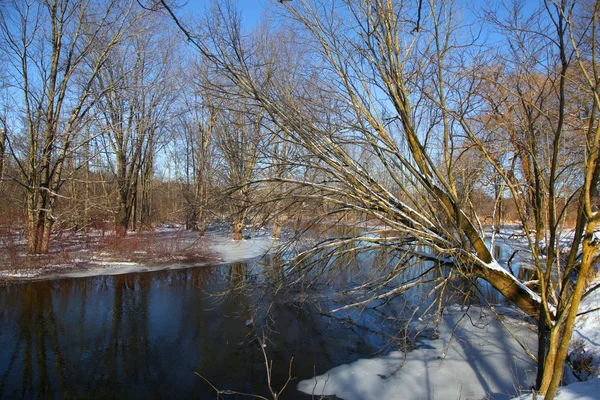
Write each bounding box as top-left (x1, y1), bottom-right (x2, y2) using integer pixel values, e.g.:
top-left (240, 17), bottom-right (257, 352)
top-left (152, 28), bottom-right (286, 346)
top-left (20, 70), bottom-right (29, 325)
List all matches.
top-left (0, 261), bottom-right (393, 399)
top-left (0, 242), bottom-right (527, 399)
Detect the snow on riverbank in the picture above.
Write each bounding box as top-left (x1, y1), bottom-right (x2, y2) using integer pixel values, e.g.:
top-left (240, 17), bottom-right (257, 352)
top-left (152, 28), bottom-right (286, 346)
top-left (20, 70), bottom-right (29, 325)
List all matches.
top-left (570, 278), bottom-right (600, 380)
top-left (0, 230), bottom-right (277, 280)
top-left (296, 277), bottom-right (600, 400)
top-left (512, 379), bottom-right (600, 400)
top-left (298, 306), bottom-right (538, 400)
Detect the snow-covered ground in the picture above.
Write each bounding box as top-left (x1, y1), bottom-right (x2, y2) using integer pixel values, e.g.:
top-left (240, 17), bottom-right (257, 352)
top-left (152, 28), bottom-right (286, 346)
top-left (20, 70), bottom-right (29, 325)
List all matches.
top-left (570, 279), bottom-right (600, 380)
top-left (512, 278), bottom-right (600, 400)
top-left (512, 379), bottom-right (600, 400)
top-left (298, 306), bottom-right (538, 400)
top-left (296, 278), bottom-right (600, 400)
top-left (0, 230), bottom-right (277, 280)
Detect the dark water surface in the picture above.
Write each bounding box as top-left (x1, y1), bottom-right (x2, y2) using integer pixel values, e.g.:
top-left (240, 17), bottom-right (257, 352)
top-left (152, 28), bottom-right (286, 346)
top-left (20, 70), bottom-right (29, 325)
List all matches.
top-left (0, 237), bottom-right (523, 399)
top-left (0, 259), bottom-right (394, 399)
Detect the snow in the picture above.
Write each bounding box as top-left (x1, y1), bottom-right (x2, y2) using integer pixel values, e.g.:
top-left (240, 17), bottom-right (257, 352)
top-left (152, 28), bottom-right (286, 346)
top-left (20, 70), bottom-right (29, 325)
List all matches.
top-left (298, 306), bottom-right (537, 400)
top-left (0, 232), bottom-right (277, 280)
top-left (298, 277), bottom-right (600, 400)
top-left (483, 259), bottom-right (544, 307)
top-left (511, 279), bottom-right (600, 399)
top-left (0, 268), bottom-right (44, 278)
top-left (208, 234), bottom-right (275, 264)
top-left (568, 278), bottom-right (600, 380)
top-left (511, 379), bottom-right (600, 399)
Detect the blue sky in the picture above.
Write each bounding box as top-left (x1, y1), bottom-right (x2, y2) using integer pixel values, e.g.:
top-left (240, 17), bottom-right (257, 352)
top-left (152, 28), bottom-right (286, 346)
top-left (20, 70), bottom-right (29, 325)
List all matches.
top-left (182, 0), bottom-right (271, 30)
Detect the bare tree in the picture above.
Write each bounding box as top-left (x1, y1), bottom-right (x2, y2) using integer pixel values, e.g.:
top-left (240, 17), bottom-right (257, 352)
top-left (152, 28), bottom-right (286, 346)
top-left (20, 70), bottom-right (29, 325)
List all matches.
top-left (0, 73), bottom-right (7, 194)
top-left (0, 0), bottom-right (135, 253)
top-left (92, 10), bottom-right (176, 235)
top-left (176, 63), bottom-right (219, 233)
top-left (0, 118), bottom-right (6, 194)
top-left (214, 105), bottom-right (265, 240)
top-left (474, 1), bottom-right (600, 396)
top-left (158, 0), bottom-right (600, 398)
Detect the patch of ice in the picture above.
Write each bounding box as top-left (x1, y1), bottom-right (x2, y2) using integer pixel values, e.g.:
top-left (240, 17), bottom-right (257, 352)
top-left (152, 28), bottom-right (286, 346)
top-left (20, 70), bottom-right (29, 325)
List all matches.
top-left (208, 233), bottom-right (275, 264)
top-left (0, 234), bottom-right (275, 281)
top-left (88, 261), bottom-right (140, 266)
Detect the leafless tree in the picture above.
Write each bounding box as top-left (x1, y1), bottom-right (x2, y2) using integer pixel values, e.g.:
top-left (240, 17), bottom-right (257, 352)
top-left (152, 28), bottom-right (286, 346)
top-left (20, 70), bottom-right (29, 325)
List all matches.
top-left (0, 0), bottom-right (136, 252)
top-left (158, 0), bottom-right (600, 398)
top-left (0, 119), bottom-right (6, 194)
top-left (92, 10), bottom-right (176, 235)
top-left (214, 105), bottom-right (266, 240)
top-left (175, 62), bottom-right (220, 233)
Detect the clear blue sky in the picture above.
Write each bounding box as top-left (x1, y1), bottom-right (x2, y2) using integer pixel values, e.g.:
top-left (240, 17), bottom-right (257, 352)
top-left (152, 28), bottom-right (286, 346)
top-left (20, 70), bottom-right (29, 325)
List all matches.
top-left (182, 0), bottom-right (271, 30)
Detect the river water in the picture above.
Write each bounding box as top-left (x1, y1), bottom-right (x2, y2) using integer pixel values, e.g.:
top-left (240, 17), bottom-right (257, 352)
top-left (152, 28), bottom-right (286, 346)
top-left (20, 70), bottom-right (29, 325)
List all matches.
top-left (0, 255), bottom-right (407, 399)
top-left (0, 233), bottom-right (533, 399)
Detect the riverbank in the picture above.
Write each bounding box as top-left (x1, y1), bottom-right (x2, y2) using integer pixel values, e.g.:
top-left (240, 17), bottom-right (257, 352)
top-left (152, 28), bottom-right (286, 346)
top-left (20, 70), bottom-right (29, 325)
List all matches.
top-left (0, 226), bottom-right (277, 282)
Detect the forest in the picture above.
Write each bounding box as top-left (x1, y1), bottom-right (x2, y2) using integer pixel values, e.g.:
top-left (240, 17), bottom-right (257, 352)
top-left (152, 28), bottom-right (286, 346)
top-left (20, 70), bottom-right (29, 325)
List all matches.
top-left (0, 0), bottom-right (599, 399)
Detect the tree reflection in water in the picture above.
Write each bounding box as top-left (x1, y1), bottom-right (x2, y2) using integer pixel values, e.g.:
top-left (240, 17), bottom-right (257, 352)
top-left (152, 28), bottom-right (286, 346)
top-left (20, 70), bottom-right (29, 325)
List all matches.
top-left (0, 249), bottom-right (520, 399)
top-left (0, 259), bottom-right (397, 399)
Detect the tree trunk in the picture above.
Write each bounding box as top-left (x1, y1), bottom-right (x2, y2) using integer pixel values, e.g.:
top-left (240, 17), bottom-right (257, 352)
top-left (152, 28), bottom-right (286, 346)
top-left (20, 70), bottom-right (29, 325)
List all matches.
top-left (232, 214), bottom-right (244, 241)
top-left (116, 188), bottom-right (132, 237)
top-left (139, 137), bottom-right (154, 230)
top-left (535, 311), bottom-right (551, 389)
top-left (27, 190), bottom-right (40, 254)
top-left (84, 140), bottom-right (90, 234)
top-left (540, 236), bottom-right (597, 398)
top-left (26, 189), bottom-right (55, 254)
top-left (140, 168), bottom-right (152, 230)
top-left (40, 217), bottom-right (54, 254)
top-left (271, 215), bottom-right (284, 239)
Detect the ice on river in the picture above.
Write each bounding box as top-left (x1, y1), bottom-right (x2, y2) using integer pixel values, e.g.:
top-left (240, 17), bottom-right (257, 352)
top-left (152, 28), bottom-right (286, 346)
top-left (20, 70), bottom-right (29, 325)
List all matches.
top-left (208, 233), bottom-right (275, 264)
top-left (66, 233), bottom-right (277, 278)
top-left (298, 306), bottom-right (537, 400)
